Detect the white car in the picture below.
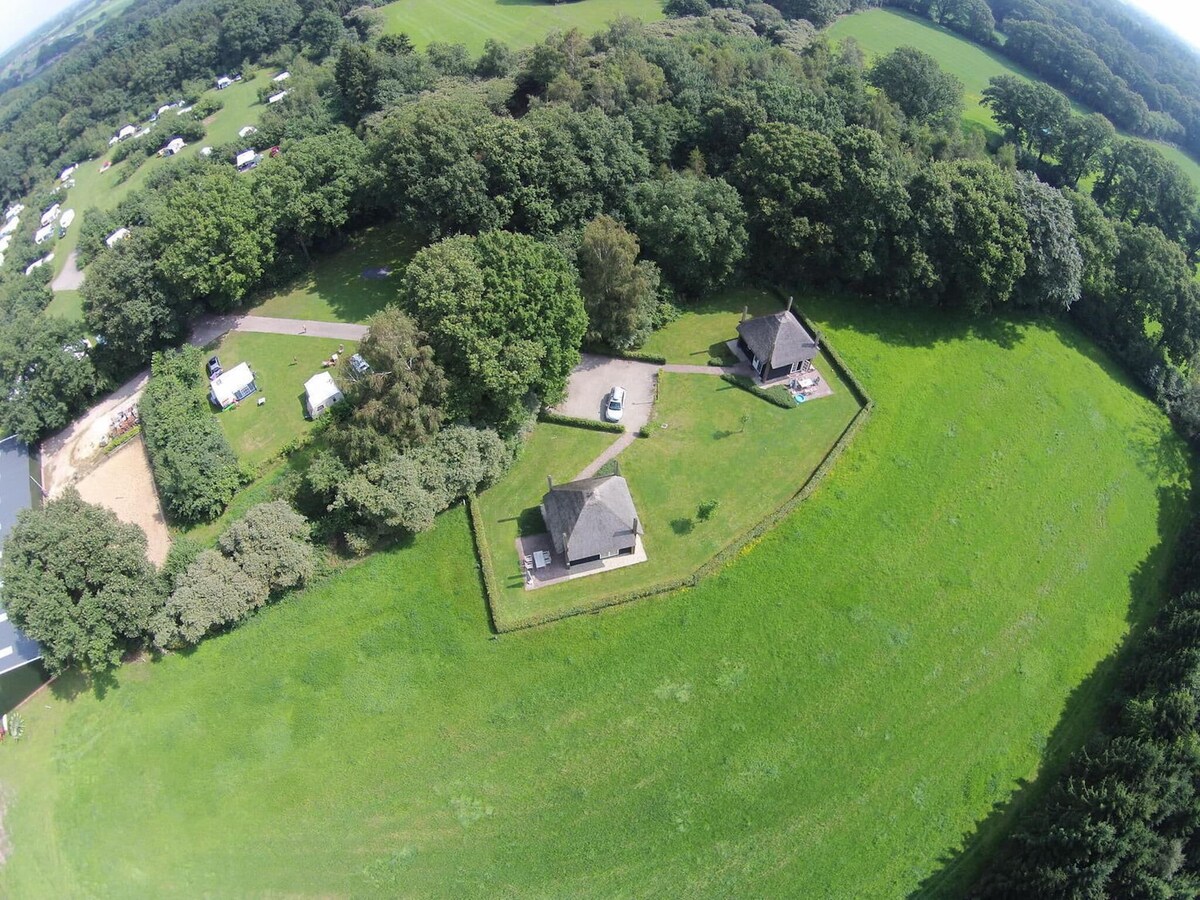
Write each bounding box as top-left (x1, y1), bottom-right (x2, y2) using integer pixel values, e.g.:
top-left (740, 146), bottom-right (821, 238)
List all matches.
top-left (604, 386), bottom-right (626, 423)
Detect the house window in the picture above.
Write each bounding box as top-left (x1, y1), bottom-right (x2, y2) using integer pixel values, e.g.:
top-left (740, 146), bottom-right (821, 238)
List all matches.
top-left (0, 645), bottom-right (13, 660)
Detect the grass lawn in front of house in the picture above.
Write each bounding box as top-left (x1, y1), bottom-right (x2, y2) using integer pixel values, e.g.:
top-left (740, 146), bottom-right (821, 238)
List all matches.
top-left (642, 286), bottom-right (783, 364)
top-left (247, 222), bottom-right (418, 324)
top-left (481, 357), bottom-right (861, 628)
top-left (202, 331), bottom-right (356, 469)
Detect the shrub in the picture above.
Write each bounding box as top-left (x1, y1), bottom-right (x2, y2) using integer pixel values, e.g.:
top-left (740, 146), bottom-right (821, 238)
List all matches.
top-left (140, 346), bottom-right (244, 524)
top-left (152, 550), bottom-right (269, 649)
top-left (697, 498), bottom-right (719, 520)
top-left (538, 410), bottom-right (625, 433)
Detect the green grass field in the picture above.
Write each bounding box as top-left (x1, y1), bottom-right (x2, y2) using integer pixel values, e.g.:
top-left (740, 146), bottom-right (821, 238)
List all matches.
top-left (641, 286), bottom-right (781, 363)
top-left (0, 294), bottom-right (1191, 896)
top-left (481, 360), bottom-right (860, 627)
top-left (379, 0), bottom-right (665, 53)
top-left (42, 288), bottom-right (82, 320)
top-left (827, 8), bottom-right (1200, 190)
top-left (204, 331), bottom-right (357, 469)
top-left (247, 223), bottom-right (417, 323)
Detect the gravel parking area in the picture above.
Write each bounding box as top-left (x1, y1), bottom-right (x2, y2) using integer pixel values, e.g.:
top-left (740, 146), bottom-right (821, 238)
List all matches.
top-left (552, 354), bottom-right (659, 433)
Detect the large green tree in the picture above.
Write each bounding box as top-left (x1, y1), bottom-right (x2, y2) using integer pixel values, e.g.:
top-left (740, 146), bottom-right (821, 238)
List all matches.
top-left (868, 46), bottom-right (964, 127)
top-left (402, 231), bottom-right (586, 427)
top-left (1013, 173), bottom-right (1083, 310)
top-left (333, 306), bottom-right (448, 465)
top-left (1, 489), bottom-right (160, 673)
top-left (578, 215), bottom-right (662, 350)
top-left (626, 172), bottom-right (747, 298)
top-left (152, 550), bottom-right (268, 649)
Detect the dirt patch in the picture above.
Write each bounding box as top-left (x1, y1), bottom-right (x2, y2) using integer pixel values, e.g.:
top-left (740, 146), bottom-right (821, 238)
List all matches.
top-left (75, 436), bottom-right (170, 565)
top-left (50, 250), bottom-right (83, 291)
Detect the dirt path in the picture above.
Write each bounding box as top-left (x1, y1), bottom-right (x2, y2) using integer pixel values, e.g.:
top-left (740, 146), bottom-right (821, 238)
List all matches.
top-left (230, 315), bottom-right (367, 341)
top-left (75, 436), bottom-right (170, 565)
top-left (50, 250), bottom-right (83, 291)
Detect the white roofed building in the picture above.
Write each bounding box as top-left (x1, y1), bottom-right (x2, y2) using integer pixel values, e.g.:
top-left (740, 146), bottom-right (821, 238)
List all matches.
top-left (118, 124), bottom-right (136, 140)
top-left (209, 363), bottom-right (258, 409)
top-left (160, 137), bottom-right (186, 156)
top-left (34, 224), bottom-right (54, 245)
top-left (273, 71), bottom-right (291, 82)
top-left (105, 227), bottom-right (130, 248)
top-left (304, 372), bottom-right (344, 418)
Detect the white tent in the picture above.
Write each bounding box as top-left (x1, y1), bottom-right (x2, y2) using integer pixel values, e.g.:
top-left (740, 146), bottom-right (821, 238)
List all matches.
top-left (118, 124), bottom-right (136, 140)
top-left (105, 227), bottom-right (130, 248)
top-left (304, 372), bottom-right (344, 418)
top-left (215, 75), bottom-right (232, 89)
top-left (59, 209), bottom-right (75, 230)
top-left (209, 363), bottom-right (257, 409)
top-left (235, 149), bottom-right (259, 170)
top-left (238, 125), bottom-right (258, 138)
top-left (161, 137), bottom-right (186, 156)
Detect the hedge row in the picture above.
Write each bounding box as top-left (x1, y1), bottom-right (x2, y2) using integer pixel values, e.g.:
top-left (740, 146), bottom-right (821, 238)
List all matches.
top-left (102, 424), bottom-right (141, 454)
top-left (538, 410), bottom-right (625, 434)
top-left (719, 373), bottom-right (795, 409)
top-left (583, 345), bottom-right (668, 365)
top-left (466, 494), bottom-right (504, 632)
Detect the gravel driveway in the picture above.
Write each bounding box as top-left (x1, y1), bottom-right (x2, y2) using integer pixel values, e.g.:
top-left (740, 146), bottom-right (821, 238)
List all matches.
top-left (552, 353), bottom-right (660, 433)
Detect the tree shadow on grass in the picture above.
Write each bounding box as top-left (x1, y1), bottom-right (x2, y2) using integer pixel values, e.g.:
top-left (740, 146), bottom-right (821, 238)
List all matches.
top-left (799, 290), bottom-right (1027, 352)
top-left (913, 479), bottom-right (1196, 897)
top-left (671, 517), bottom-right (694, 535)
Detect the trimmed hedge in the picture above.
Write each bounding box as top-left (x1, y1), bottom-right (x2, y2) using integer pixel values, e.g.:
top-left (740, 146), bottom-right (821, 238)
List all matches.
top-left (479, 323), bottom-right (877, 633)
top-left (538, 410), bottom-right (625, 434)
top-left (583, 345), bottom-right (668, 365)
top-left (102, 424), bottom-right (141, 454)
top-left (719, 373), bottom-right (795, 409)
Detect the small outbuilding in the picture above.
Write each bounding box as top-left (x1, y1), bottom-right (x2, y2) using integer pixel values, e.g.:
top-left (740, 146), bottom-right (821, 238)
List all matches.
top-left (735, 299), bottom-right (819, 383)
top-left (304, 371), bottom-right (344, 418)
top-left (267, 90), bottom-right (288, 104)
top-left (209, 362), bottom-right (257, 409)
top-left (540, 474), bottom-right (643, 568)
top-left (105, 227), bottom-right (130, 248)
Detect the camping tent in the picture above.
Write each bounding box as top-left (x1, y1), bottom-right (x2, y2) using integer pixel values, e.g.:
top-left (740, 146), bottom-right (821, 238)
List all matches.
top-left (209, 363), bottom-right (257, 409)
top-left (304, 372), bottom-right (344, 418)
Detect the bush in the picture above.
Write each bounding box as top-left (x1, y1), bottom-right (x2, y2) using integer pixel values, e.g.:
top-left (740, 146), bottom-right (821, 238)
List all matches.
top-left (152, 550), bottom-right (269, 649)
top-left (697, 498), bottom-right (719, 520)
top-left (218, 500), bottom-right (315, 593)
top-left (538, 410), bottom-right (625, 433)
top-left (140, 346), bottom-right (244, 524)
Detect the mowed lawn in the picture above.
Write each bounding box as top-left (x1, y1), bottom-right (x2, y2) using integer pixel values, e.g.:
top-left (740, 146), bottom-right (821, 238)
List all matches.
top-left (203, 331), bottom-right (356, 469)
top-left (641, 285), bottom-right (782, 363)
top-left (482, 362), bottom-right (861, 627)
top-left (828, 8), bottom-right (1200, 189)
top-left (379, 0), bottom-right (664, 53)
top-left (247, 222), bottom-right (417, 323)
top-left (0, 296), bottom-right (1192, 897)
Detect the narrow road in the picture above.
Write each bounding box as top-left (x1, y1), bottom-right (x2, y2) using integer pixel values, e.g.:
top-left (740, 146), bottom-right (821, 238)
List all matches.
top-left (228, 315), bottom-right (367, 341)
top-left (50, 250), bottom-right (84, 291)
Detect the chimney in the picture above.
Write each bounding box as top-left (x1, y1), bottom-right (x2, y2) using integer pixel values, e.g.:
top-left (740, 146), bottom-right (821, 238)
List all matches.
top-left (786, 295), bottom-right (793, 313)
top-left (741, 305), bottom-right (749, 323)
top-left (547, 475), bottom-right (554, 491)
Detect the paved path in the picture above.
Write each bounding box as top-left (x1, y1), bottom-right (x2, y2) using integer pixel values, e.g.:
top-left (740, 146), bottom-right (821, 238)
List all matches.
top-left (50, 250), bottom-right (84, 291)
top-left (228, 315), bottom-right (367, 341)
top-left (662, 361), bottom-right (753, 376)
top-left (574, 432), bottom-right (638, 481)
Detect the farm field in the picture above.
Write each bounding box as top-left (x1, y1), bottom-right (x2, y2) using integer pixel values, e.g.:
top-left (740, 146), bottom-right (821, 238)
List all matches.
top-left (247, 222), bottom-right (417, 323)
top-left (203, 331), bottom-right (356, 469)
top-left (827, 8), bottom-right (1200, 190)
top-left (379, 0), bottom-right (665, 53)
top-left (0, 295), bottom-right (1191, 897)
top-left (481, 359), bottom-right (861, 628)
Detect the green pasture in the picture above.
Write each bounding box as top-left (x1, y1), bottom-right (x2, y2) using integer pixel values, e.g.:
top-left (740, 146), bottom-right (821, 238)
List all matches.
top-left (827, 8), bottom-right (1200, 189)
top-left (0, 294), bottom-right (1192, 897)
top-left (379, 0), bottom-right (665, 53)
top-left (481, 361), bottom-right (860, 627)
top-left (247, 223), bottom-right (417, 323)
top-left (203, 331), bottom-right (356, 469)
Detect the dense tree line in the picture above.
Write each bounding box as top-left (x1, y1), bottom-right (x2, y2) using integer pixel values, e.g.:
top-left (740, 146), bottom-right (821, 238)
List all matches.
top-left (976, 522), bottom-right (1200, 896)
top-left (139, 345), bottom-right (244, 524)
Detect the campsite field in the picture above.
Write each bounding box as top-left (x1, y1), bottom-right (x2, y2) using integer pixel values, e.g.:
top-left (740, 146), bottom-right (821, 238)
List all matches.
top-left (827, 8), bottom-right (1200, 189)
top-left (0, 294), bottom-right (1191, 897)
top-left (247, 222), bottom-right (417, 323)
top-left (379, 0), bottom-right (665, 53)
top-left (203, 331), bottom-right (356, 469)
top-left (43, 72), bottom-right (268, 288)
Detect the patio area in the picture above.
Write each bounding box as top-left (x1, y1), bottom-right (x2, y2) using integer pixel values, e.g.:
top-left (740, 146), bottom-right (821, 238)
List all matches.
top-left (724, 340), bottom-right (835, 399)
top-left (514, 532), bottom-right (648, 590)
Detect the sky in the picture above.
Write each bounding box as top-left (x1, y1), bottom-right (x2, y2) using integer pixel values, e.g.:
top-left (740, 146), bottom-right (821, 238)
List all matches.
top-left (1123, 0), bottom-right (1200, 48)
top-left (0, 0), bottom-right (88, 55)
